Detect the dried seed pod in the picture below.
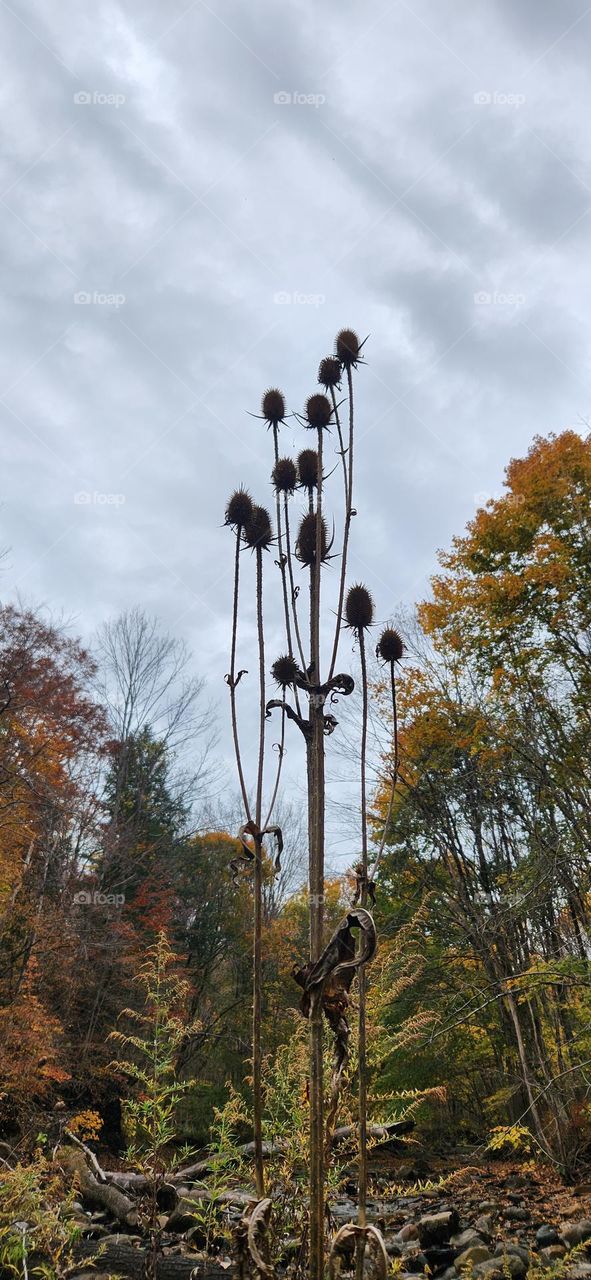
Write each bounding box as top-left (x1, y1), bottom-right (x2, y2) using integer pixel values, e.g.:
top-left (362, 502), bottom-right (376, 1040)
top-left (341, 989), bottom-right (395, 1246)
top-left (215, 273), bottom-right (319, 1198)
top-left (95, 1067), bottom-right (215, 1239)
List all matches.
top-left (335, 328), bottom-right (361, 367)
top-left (271, 654), bottom-right (300, 688)
top-left (262, 388), bottom-right (286, 427)
top-left (225, 486), bottom-right (254, 530)
top-left (297, 449), bottom-right (319, 489)
top-left (272, 457), bottom-right (297, 494)
top-left (244, 504), bottom-right (273, 550)
top-left (296, 511), bottom-right (329, 565)
top-left (305, 393), bottom-right (332, 430)
top-left (377, 627), bottom-right (404, 663)
top-left (345, 584), bottom-right (374, 631)
top-left (318, 356), bottom-right (341, 390)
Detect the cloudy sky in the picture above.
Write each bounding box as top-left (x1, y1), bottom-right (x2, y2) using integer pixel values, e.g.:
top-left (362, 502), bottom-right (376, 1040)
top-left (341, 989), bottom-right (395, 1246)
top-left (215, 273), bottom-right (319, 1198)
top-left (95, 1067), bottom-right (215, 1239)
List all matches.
top-left (2, 0), bottom-right (591, 855)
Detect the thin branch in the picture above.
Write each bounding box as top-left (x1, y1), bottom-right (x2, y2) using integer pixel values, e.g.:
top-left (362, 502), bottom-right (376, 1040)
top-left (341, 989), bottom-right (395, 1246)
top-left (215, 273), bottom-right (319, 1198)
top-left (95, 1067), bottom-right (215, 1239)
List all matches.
top-left (227, 529), bottom-right (252, 822)
top-left (263, 707), bottom-right (286, 831)
top-left (284, 493), bottom-right (307, 671)
top-left (328, 366), bottom-right (355, 682)
top-left (369, 659), bottom-right (399, 882)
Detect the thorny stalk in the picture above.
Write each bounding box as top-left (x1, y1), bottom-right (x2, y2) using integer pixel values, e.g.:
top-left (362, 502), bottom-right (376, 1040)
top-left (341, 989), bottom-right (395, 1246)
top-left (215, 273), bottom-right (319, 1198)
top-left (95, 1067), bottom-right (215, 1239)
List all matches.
top-left (308, 419), bottom-right (325, 1280)
top-left (357, 625), bottom-right (370, 1263)
top-left (284, 492), bottom-right (307, 671)
top-left (370, 657), bottom-right (399, 883)
top-left (229, 528), bottom-right (252, 821)
top-left (328, 367), bottom-right (355, 682)
top-left (253, 544), bottom-right (266, 1199)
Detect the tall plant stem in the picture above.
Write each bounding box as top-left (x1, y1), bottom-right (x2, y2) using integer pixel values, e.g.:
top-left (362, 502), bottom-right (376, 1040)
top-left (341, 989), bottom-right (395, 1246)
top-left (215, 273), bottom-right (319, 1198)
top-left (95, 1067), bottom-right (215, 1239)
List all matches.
top-left (308, 424), bottom-right (325, 1280)
top-left (229, 530), bottom-right (251, 821)
top-left (369, 659), bottom-right (399, 883)
top-left (283, 494), bottom-right (307, 671)
top-left (253, 546), bottom-right (265, 1199)
top-left (273, 428), bottom-right (299, 675)
top-left (328, 367), bottom-right (355, 682)
top-left (357, 628), bottom-right (370, 1259)
top-left (330, 385), bottom-right (349, 508)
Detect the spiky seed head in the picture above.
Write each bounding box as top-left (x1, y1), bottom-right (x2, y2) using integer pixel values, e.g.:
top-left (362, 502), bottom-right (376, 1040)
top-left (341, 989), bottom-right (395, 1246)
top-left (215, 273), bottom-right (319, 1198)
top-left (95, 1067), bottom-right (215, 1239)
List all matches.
top-left (272, 457), bottom-right (297, 494)
top-left (318, 356), bottom-right (341, 390)
top-left (262, 388), bottom-right (286, 427)
top-left (271, 654), bottom-right (299, 688)
top-left (305, 393), bottom-right (332, 430)
top-left (297, 448), bottom-right (319, 489)
top-left (335, 328), bottom-right (361, 367)
top-left (296, 511), bottom-right (329, 566)
top-left (377, 627), bottom-right (404, 663)
top-left (345, 583), bottom-right (374, 631)
top-left (244, 504), bottom-right (273, 550)
top-left (225, 486), bottom-right (254, 530)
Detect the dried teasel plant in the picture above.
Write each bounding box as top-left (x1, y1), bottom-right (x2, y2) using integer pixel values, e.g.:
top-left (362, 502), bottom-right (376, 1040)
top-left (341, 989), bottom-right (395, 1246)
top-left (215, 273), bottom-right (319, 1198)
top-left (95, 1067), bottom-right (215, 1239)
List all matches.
top-left (224, 330), bottom-right (400, 1280)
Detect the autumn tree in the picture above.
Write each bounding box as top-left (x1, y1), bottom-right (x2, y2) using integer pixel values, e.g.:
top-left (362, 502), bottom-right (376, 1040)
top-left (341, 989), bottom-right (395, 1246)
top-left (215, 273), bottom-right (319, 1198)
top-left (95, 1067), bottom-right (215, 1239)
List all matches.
top-left (0, 605), bottom-right (107, 1122)
top-left (373, 430), bottom-right (591, 1173)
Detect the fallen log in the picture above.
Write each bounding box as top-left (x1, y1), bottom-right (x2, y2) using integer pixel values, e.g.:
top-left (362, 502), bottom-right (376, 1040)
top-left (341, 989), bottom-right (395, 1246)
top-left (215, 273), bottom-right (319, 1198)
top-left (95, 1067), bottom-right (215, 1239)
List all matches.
top-left (332, 1119), bottom-right (415, 1147)
top-left (56, 1148), bottom-right (138, 1227)
top-left (74, 1238), bottom-right (233, 1279)
top-left (103, 1123), bottom-right (414, 1192)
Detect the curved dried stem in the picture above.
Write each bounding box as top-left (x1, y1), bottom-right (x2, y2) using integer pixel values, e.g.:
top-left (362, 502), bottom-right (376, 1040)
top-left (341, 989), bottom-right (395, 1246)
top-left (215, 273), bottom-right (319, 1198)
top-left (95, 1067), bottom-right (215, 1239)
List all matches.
top-left (330, 384), bottom-right (349, 513)
top-left (329, 1223), bottom-right (388, 1280)
top-left (263, 706), bottom-right (286, 831)
top-left (227, 528), bottom-right (252, 822)
top-left (283, 492), bottom-right (307, 675)
top-left (247, 1197), bottom-right (275, 1280)
top-left (328, 366), bottom-right (355, 682)
top-left (234, 1197), bottom-right (276, 1280)
top-left (369, 658), bottom-right (399, 883)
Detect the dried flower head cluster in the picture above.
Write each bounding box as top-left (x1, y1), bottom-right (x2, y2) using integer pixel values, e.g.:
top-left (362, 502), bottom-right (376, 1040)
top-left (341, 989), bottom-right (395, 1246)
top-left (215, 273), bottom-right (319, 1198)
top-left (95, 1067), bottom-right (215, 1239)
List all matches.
top-left (305, 393), bottom-right (332, 431)
top-left (377, 627), bottom-right (404, 663)
top-left (243, 504), bottom-right (273, 551)
top-left (261, 388), bottom-right (286, 427)
top-left (296, 511), bottom-right (329, 565)
top-left (335, 328), bottom-right (362, 368)
top-left (225, 486), bottom-right (254, 530)
top-left (297, 449), bottom-right (319, 489)
top-left (345, 583), bottom-right (374, 632)
top-left (318, 356), bottom-right (341, 390)
top-left (272, 457), bottom-right (297, 494)
top-left (271, 654), bottom-right (300, 688)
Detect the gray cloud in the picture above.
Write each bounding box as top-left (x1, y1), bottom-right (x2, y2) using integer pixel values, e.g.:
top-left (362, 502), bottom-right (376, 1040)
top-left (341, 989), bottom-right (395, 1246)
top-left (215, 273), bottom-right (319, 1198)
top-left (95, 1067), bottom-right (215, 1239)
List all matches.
top-left (2, 0), bottom-right (590, 857)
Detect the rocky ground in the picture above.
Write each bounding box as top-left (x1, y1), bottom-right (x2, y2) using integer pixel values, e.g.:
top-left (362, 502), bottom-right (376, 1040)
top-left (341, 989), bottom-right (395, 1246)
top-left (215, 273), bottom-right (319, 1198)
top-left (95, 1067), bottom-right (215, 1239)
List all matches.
top-left (339, 1156), bottom-right (591, 1278)
top-left (67, 1154), bottom-right (591, 1278)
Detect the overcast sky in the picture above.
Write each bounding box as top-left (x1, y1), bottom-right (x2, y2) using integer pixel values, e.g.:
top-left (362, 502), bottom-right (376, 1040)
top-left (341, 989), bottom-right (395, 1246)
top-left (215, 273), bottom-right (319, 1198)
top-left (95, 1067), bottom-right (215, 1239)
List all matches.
top-left (2, 0), bottom-right (591, 860)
